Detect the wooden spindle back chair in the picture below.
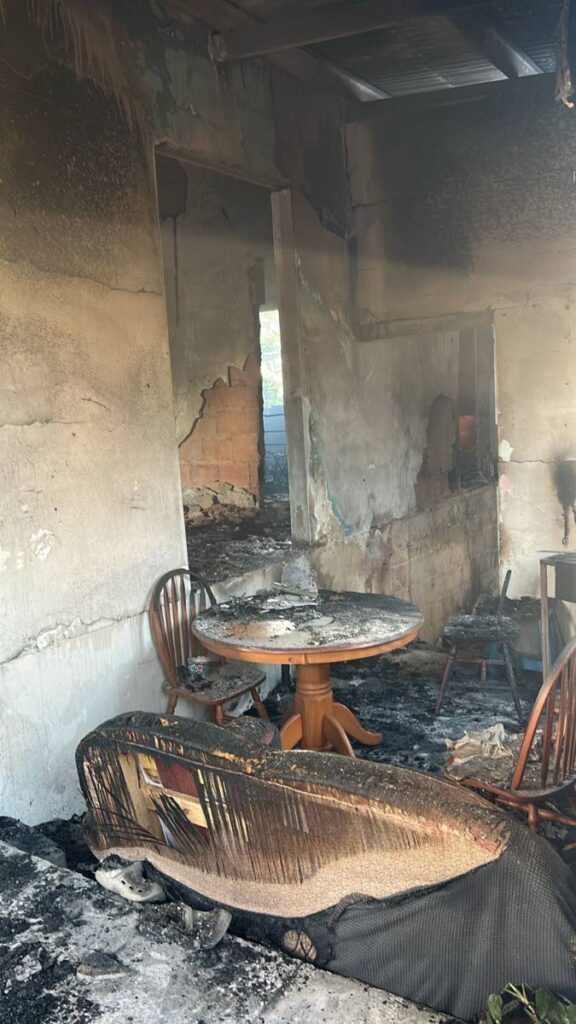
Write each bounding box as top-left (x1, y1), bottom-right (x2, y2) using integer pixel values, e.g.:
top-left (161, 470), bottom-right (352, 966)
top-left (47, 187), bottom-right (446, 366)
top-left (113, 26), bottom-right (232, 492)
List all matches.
top-left (150, 568), bottom-right (216, 693)
top-left (149, 568), bottom-right (267, 722)
top-left (457, 637), bottom-right (576, 831)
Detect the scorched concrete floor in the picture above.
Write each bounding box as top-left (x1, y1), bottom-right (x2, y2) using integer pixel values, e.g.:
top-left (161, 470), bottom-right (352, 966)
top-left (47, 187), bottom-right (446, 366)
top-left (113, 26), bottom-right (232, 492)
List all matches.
top-left (0, 646), bottom-right (556, 1022)
top-left (0, 840), bottom-right (451, 1024)
top-left (269, 645), bottom-right (542, 773)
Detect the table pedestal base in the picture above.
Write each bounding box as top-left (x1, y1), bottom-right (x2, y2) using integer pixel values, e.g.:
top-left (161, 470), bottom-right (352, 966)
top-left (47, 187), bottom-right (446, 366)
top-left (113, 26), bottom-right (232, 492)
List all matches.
top-left (279, 663), bottom-right (382, 757)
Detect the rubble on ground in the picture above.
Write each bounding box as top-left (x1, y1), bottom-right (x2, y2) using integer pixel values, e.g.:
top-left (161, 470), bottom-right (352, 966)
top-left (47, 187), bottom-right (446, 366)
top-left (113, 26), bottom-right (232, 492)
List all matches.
top-left (186, 501), bottom-right (291, 583)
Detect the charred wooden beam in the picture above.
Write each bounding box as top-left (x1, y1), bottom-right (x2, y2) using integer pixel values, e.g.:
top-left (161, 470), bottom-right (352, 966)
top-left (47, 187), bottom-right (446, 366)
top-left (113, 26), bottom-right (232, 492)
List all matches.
top-left (164, 0), bottom-right (388, 101)
top-left (210, 0), bottom-right (492, 62)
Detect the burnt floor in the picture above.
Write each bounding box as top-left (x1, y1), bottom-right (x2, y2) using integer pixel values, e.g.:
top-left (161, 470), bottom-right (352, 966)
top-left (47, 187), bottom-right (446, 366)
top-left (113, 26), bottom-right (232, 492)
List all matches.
top-left (186, 500), bottom-right (291, 583)
top-left (0, 839), bottom-right (448, 1024)
top-left (267, 644), bottom-right (541, 773)
top-left (266, 644), bottom-right (576, 860)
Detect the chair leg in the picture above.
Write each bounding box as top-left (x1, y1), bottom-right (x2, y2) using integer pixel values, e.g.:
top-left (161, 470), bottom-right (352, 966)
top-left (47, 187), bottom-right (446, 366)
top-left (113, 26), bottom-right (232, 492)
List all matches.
top-left (166, 690), bottom-right (178, 715)
top-left (527, 803), bottom-right (539, 833)
top-left (502, 642), bottom-right (523, 723)
top-left (250, 687), bottom-right (269, 720)
top-left (436, 646), bottom-right (456, 714)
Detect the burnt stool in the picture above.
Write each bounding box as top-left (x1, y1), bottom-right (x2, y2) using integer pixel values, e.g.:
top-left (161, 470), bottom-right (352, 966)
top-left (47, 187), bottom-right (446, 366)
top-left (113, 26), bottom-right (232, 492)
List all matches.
top-left (435, 613), bottom-right (522, 722)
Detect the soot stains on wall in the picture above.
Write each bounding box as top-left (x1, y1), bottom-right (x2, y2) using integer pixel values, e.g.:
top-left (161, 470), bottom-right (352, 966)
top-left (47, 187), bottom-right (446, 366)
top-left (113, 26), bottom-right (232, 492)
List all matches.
top-left (414, 396), bottom-right (457, 511)
top-left (157, 158), bottom-right (274, 521)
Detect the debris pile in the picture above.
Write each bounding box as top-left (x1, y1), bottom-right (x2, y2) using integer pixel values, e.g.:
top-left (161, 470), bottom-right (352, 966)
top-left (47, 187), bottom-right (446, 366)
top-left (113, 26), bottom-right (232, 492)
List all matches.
top-left (186, 500), bottom-right (291, 583)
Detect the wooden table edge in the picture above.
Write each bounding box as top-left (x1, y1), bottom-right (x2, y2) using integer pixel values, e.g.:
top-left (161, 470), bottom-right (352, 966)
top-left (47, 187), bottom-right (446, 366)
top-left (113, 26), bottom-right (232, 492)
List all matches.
top-left (191, 626), bottom-right (422, 665)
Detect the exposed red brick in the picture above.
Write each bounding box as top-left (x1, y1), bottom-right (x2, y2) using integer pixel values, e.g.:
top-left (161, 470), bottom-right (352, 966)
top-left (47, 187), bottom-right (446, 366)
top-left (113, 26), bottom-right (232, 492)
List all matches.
top-left (178, 355), bottom-right (261, 504)
top-left (218, 461), bottom-right (253, 489)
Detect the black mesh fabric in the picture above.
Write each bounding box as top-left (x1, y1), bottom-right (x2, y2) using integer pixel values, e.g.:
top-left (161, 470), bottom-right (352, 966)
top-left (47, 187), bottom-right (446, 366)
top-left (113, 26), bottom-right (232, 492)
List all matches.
top-left (77, 713), bottom-right (576, 1019)
top-left (308, 824), bottom-right (576, 1020)
top-left (155, 820), bottom-right (576, 1021)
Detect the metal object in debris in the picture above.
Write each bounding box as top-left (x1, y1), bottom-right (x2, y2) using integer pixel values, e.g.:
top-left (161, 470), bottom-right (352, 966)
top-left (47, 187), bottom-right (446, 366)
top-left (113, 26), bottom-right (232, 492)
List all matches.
top-left (187, 656), bottom-right (212, 681)
top-left (540, 552), bottom-right (576, 677)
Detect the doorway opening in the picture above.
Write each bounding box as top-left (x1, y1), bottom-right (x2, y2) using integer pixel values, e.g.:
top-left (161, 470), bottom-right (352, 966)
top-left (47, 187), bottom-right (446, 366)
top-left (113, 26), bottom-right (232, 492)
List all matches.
top-left (260, 308), bottom-right (288, 502)
top-left (154, 151), bottom-right (292, 579)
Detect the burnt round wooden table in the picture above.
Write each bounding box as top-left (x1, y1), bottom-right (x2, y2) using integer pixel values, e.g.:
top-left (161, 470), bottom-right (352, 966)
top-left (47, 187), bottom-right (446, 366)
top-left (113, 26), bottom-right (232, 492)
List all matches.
top-left (192, 590), bottom-right (423, 757)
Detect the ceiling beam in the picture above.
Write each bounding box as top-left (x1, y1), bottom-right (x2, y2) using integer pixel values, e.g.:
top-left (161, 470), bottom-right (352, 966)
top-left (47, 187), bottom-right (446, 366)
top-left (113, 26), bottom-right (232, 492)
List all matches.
top-left (450, 11), bottom-right (543, 79)
top-left (164, 0), bottom-right (388, 101)
top-left (346, 71), bottom-right (555, 121)
top-left (210, 0), bottom-right (491, 62)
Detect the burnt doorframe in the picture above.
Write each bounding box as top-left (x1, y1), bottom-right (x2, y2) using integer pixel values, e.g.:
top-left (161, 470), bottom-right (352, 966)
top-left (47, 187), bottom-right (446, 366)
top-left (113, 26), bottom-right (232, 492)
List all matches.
top-left (271, 189), bottom-right (314, 545)
top-left (153, 148), bottom-right (306, 541)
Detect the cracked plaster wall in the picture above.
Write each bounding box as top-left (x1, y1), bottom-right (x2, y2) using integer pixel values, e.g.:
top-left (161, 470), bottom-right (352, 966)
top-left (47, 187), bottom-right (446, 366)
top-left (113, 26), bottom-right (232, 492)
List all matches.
top-left (0, 5), bottom-right (347, 821)
top-left (347, 78), bottom-right (576, 595)
top-left (0, 27), bottom-right (186, 820)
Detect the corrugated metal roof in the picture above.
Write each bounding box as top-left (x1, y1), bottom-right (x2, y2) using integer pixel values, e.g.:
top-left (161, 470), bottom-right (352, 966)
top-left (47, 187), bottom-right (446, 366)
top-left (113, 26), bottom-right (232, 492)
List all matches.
top-left (317, 15), bottom-right (509, 96)
top-left (310, 0), bottom-right (561, 98)
top-left (203, 0), bottom-right (562, 100)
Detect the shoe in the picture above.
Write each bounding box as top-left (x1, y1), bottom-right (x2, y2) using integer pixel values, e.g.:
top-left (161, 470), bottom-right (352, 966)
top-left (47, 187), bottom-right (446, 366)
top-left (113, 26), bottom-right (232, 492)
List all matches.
top-left (95, 857), bottom-right (166, 903)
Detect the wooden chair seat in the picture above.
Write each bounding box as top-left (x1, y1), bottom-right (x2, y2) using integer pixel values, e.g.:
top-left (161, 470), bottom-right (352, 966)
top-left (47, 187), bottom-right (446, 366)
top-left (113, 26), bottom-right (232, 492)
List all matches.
top-left (448, 637), bottom-right (576, 832)
top-left (172, 661), bottom-right (266, 707)
top-left (223, 715), bottom-right (280, 748)
top-left (448, 744), bottom-right (576, 807)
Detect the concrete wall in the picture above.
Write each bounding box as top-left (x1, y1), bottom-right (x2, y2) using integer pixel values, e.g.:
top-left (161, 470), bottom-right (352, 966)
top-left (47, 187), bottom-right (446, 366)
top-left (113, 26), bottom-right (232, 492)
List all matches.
top-left (0, 50), bottom-right (185, 821)
top-left (275, 189), bottom-right (498, 639)
top-left (0, 4), bottom-right (347, 822)
top-left (158, 162), bottom-right (273, 521)
top-left (347, 77), bottom-right (576, 595)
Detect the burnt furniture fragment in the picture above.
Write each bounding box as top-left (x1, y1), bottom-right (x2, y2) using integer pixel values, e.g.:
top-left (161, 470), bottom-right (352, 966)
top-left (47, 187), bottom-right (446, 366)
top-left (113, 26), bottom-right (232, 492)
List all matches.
top-left (149, 568), bottom-right (268, 723)
top-left (447, 637), bottom-right (576, 832)
top-left (77, 712), bottom-right (576, 1020)
top-left (540, 553), bottom-right (576, 678)
top-left (436, 570), bottom-right (522, 721)
top-left (191, 589), bottom-right (423, 756)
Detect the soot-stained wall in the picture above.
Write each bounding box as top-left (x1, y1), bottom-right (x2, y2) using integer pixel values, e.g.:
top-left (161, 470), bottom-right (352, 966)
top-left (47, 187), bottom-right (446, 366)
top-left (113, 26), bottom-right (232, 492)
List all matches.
top-left (157, 160), bottom-right (273, 522)
top-left (0, 49), bottom-right (185, 819)
top-left (276, 189), bottom-right (497, 640)
top-left (0, 3), bottom-right (347, 821)
top-left (347, 77), bottom-right (576, 595)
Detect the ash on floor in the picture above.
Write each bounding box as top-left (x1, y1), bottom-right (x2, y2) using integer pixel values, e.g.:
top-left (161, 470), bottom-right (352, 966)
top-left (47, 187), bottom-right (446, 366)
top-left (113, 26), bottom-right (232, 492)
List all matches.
top-left (0, 840), bottom-right (450, 1024)
top-left (265, 643), bottom-right (576, 860)
top-left (267, 644), bottom-right (542, 774)
top-left (187, 501), bottom-right (291, 584)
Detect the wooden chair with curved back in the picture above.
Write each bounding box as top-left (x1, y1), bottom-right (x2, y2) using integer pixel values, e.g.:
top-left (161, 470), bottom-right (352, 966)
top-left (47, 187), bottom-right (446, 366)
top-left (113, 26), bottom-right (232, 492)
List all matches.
top-left (451, 637), bottom-right (576, 831)
top-left (149, 568), bottom-right (268, 724)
